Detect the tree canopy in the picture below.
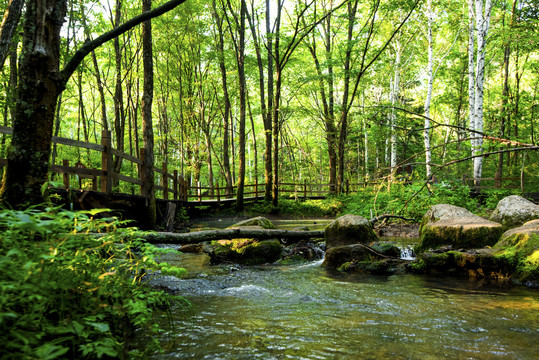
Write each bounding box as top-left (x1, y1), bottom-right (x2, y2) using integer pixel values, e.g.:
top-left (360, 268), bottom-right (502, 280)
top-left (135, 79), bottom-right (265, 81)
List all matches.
top-left (0, 0), bottom-right (537, 208)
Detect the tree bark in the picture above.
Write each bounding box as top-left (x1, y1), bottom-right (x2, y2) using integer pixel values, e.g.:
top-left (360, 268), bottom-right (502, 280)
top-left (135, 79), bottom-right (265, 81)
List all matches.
top-left (212, 1), bottom-right (233, 196)
top-left (0, 0), bottom-right (67, 205)
top-left (113, 0), bottom-right (126, 180)
top-left (143, 228), bottom-right (325, 244)
top-left (265, 0), bottom-right (274, 202)
top-left (141, 0), bottom-right (156, 228)
top-left (235, 0), bottom-right (247, 211)
top-left (0, 0), bottom-right (24, 70)
top-left (472, 0), bottom-right (493, 185)
top-left (423, 0), bottom-right (434, 179)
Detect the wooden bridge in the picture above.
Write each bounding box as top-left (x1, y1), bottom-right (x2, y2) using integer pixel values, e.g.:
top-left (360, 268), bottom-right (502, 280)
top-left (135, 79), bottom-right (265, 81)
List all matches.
top-left (0, 126), bottom-right (533, 228)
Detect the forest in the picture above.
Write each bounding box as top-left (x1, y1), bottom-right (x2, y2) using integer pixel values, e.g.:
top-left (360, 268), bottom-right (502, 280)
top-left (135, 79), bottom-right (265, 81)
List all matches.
top-left (1, 0), bottom-right (539, 358)
top-left (0, 0), bottom-right (537, 212)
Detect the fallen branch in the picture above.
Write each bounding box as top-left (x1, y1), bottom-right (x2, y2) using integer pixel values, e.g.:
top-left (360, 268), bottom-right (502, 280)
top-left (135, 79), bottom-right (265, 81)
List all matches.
top-left (369, 214), bottom-right (415, 225)
top-left (142, 228), bottom-right (325, 244)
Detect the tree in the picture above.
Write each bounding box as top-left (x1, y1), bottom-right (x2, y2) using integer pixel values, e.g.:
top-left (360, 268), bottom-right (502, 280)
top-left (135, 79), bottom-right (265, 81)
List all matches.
top-left (0, 0), bottom-right (24, 70)
top-left (423, 0), bottom-right (434, 179)
top-left (0, 0), bottom-right (188, 207)
top-left (141, 0), bottom-right (156, 228)
top-left (468, 0), bottom-right (493, 185)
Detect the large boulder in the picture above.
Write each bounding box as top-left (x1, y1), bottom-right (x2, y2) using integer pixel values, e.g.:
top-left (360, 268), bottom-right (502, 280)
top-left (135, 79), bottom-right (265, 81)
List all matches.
top-left (415, 204), bottom-right (503, 254)
top-left (489, 195), bottom-right (539, 228)
top-left (324, 214), bottom-right (378, 249)
top-left (410, 219), bottom-right (539, 287)
top-left (229, 216), bottom-right (276, 229)
top-left (208, 239), bottom-right (282, 265)
top-left (493, 219), bottom-right (539, 286)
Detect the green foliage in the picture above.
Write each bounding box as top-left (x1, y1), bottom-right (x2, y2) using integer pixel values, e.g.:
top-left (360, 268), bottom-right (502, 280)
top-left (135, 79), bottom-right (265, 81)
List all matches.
top-left (243, 198), bottom-right (345, 218)
top-left (0, 206), bottom-right (187, 359)
top-left (343, 181), bottom-right (481, 221)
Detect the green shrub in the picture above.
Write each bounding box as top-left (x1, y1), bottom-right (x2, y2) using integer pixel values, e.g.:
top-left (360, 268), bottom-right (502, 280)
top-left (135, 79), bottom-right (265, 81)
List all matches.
top-left (0, 206), bottom-right (187, 359)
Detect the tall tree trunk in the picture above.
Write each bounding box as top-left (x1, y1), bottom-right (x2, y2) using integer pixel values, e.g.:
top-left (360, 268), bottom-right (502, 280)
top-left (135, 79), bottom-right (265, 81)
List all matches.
top-left (497, 0), bottom-right (516, 187)
top-left (0, 0), bottom-right (67, 206)
top-left (423, 0), bottom-right (434, 179)
top-left (389, 42), bottom-right (401, 181)
top-left (468, 0), bottom-right (476, 163)
top-left (265, 0), bottom-right (274, 202)
top-left (235, 0), bottom-right (246, 211)
top-left (271, 1), bottom-right (282, 207)
top-left (0, 0), bottom-right (24, 70)
top-left (212, 1), bottom-right (233, 196)
top-left (113, 0), bottom-right (126, 181)
top-left (304, 16), bottom-right (336, 193)
top-left (337, 1), bottom-right (357, 192)
top-left (142, 0), bottom-right (156, 228)
top-left (472, 0), bottom-right (492, 184)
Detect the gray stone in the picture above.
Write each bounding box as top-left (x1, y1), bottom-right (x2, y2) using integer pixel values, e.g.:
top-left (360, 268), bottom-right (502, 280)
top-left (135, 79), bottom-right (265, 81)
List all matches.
top-left (415, 204), bottom-right (503, 254)
top-left (324, 214), bottom-right (378, 249)
top-left (489, 195), bottom-right (539, 228)
top-left (229, 216), bottom-right (276, 229)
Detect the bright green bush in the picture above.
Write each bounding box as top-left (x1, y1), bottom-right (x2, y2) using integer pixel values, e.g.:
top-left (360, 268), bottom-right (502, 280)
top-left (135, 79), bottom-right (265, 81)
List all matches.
top-left (0, 206), bottom-right (187, 359)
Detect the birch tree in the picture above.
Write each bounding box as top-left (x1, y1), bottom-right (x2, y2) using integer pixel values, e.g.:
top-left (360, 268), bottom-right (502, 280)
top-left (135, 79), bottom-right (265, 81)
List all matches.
top-left (468, 0), bottom-right (493, 184)
top-left (423, 0), bottom-right (434, 179)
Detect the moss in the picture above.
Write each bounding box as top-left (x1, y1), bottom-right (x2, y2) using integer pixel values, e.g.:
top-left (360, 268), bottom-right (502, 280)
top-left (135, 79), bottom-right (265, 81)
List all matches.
top-left (494, 233), bottom-right (539, 285)
top-left (408, 259), bottom-right (426, 273)
top-left (415, 222), bottom-right (503, 254)
top-left (371, 242), bottom-right (401, 258)
top-left (210, 238), bottom-right (282, 265)
top-left (276, 255), bottom-right (309, 265)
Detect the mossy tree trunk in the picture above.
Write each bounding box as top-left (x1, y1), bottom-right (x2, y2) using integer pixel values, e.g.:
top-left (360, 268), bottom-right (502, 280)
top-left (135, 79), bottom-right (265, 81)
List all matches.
top-left (0, 0), bottom-right (66, 206)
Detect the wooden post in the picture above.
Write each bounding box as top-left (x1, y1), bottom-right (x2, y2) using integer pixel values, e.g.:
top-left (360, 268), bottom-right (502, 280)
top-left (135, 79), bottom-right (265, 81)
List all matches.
top-left (162, 162), bottom-right (168, 200)
top-left (139, 148), bottom-right (146, 196)
top-left (217, 182), bottom-right (221, 204)
top-left (303, 179), bottom-right (307, 200)
top-left (255, 178), bottom-right (259, 200)
top-left (173, 170), bottom-right (178, 200)
top-left (100, 130), bottom-right (112, 193)
top-left (62, 160), bottom-right (70, 189)
top-left (197, 181), bottom-right (202, 203)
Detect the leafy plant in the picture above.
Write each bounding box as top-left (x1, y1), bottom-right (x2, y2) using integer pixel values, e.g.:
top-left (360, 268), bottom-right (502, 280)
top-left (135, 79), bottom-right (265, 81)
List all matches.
top-left (0, 206), bottom-right (188, 359)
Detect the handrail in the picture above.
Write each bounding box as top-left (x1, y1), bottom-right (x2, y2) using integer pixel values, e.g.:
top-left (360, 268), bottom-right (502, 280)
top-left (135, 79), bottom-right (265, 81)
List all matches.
top-left (0, 126), bottom-right (526, 203)
top-left (0, 127), bottom-right (189, 201)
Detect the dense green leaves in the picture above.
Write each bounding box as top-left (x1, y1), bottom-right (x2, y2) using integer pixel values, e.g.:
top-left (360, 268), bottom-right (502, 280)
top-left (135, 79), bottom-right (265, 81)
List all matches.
top-left (0, 207), bottom-right (188, 358)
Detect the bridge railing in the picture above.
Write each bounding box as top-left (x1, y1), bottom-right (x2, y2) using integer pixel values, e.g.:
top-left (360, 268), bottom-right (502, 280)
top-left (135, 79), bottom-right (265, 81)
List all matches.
top-left (0, 127), bottom-right (189, 200)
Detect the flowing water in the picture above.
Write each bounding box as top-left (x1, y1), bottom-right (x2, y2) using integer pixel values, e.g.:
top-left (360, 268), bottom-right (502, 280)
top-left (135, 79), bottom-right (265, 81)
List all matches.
top-left (149, 219), bottom-right (539, 359)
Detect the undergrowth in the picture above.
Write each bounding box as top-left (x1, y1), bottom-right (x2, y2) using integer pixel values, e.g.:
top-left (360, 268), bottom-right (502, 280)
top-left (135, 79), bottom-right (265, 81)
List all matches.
top-left (235, 181), bottom-right (521, 221)
top-left (0, 206), bottom-right (187, 359)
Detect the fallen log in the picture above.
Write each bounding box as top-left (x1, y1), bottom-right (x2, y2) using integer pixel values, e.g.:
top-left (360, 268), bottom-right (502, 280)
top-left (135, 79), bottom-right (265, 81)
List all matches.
top-left (142, 228), bottom-right (325, 244)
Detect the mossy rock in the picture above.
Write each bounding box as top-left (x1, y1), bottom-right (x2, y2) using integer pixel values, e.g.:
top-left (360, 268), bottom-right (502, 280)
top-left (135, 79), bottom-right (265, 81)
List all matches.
top-left (416, 218), bottom-right (503, 254)
top-left (338, 259), bottom-right (405, 275)
top-left (322, 244), bottom-right (381, 269)
top-left (324, 214), bottom-right (378, 249)
top-left (229, 216), bottom-right (276, 229)
top-left (371, 242), bottom-right (401, 258)
top-left (489, 195), bottom-right (539, 228)
top-left (493, 220), bottom-right (539, 286)
top-left (415, 204), bottom-right (502, 254)
top-left (209, 238), bottom-right (282, 265)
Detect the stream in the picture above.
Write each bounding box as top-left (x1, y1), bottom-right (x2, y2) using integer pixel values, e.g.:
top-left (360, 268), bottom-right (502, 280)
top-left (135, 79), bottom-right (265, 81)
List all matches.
top-left (149, 219), bottom-right (539, 359)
